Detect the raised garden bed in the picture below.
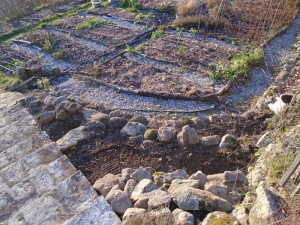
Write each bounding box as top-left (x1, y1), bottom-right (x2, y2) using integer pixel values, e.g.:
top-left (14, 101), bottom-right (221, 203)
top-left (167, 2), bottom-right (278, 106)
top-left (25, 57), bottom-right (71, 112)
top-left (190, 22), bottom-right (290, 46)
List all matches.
top-left (23, 29), bottom-right (106, 65)
top-left (138, 33), bottom-right (238, 74)
top-left (50, 15), bottom-right (145, 46)
top-left (85, 55), bottom-right (210, 96)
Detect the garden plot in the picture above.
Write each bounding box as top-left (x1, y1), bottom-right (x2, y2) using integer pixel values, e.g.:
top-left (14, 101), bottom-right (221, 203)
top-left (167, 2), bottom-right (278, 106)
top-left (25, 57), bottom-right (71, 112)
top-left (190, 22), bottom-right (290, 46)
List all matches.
top-left (49, 15), bottom-right (146, 47)
top-left (89, 6), bottom-right (174, 27)
top-left (138, 33), bottom-right (237, 72)
top-left (86, 55), bottom-right (204, 96)
top-left (22, 29), bottom-right (106, 65)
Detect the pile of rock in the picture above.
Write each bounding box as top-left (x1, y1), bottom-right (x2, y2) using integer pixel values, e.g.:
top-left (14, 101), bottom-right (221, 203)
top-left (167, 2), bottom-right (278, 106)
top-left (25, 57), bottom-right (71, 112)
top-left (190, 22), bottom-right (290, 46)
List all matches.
top-left (92, 167), bottom-right (248, 224)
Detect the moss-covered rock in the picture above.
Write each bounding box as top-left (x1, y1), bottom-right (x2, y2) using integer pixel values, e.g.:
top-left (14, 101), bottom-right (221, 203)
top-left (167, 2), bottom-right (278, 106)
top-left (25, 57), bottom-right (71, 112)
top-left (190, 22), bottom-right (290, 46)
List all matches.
top-left (144, 129), bottom-right (158, 140)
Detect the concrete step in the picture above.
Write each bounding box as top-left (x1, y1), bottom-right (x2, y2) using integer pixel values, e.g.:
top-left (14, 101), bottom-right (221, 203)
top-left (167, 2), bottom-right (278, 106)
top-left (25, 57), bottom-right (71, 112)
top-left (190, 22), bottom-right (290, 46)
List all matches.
top-left (0, 155), bottom-right (77, 223)
top-left (8, 171), bottom-right (99, 225)
top-left (0, 131), bottom-right (52, 170)
top-left (64, 196), bottom-right (122, 225)
top-left (0, 143), bottom-right (62, 191)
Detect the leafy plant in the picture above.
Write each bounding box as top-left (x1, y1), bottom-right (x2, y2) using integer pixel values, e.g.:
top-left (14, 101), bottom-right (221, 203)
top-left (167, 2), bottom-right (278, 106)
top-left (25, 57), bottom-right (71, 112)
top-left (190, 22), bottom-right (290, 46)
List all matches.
top-left (37, 77), bottom-right (50, 92)
top-left (42, 32), bottom-right (54, 53)
top-left (75, 18), bottom-right (113, 29)
top-left (151, 30), bottom-right (164, 40)
top-left (126, 45), bottom-right (135, 54)
top-left (178, 46), bottom-right (185, 55)
top-left (145, 12), bottom-right (155, 18)
top-left (135, 13), bottom-right (144, 23)
top-left (189, 27), bottom-right (198, 35)
top-left (53, 50), bottom-right (64, 60)
top-left (120, 0), bottom-right (141, 12)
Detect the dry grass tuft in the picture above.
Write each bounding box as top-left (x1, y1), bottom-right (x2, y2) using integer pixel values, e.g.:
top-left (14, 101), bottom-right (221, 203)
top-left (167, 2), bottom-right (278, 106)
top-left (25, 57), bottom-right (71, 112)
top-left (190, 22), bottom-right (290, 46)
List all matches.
top-left (176, 0), bottom-right (202, 17)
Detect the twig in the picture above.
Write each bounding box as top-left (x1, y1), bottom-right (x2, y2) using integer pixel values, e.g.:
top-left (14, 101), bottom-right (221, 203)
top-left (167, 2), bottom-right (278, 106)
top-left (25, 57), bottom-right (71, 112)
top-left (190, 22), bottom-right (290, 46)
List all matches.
top-left (0, 64), bottom-right (13, 72)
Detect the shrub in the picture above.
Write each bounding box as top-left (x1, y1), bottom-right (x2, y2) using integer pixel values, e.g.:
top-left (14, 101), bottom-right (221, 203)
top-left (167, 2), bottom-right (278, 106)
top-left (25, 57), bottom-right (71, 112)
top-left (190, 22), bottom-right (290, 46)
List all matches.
top-left (151, 30), bottom-right (164, 40)
top-left (53, 50), bottom-right (64, 60)
top-left (37, 77), bottom-right (50, 92)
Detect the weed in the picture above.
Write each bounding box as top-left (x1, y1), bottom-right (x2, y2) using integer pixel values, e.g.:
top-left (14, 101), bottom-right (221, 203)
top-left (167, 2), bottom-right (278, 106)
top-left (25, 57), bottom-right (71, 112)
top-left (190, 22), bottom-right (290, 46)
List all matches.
top-left (101, 0), bottom-right (111, 7)
top-left (177, 46), bottom-right (185, 56)
top-left (151, 30), bottom-right (164, 40)
top-left (0, 73), bottom-right (21, 91)
top-left (145, 12), bottom-right (155, 19)
top-left (37, 77), bottom-right (50, 92)
top-left (176, 27), bottom-right (183, 36)
top-left (134, 43), bottom-right (145, 52)
top-left (120, 0), bottom-right (141, 12)
top-left (183, 117), bottom-right (194, 126)
top-left (4, 59), bottom-right (21, 69)
top-left (42, 32), bottom-right (54, 53)
top-left (189, 28), bottom-right (198, 35)
top-left (53, 50), bottom-right (64, 60)
top-left (210, 48), bottom-right (264, 81)
top-left (75, 18), bottom-right (113, 29)
top-left (135, 13), bottom-right (144, 23)
top-left (126, 45), bottom-right (135, 55)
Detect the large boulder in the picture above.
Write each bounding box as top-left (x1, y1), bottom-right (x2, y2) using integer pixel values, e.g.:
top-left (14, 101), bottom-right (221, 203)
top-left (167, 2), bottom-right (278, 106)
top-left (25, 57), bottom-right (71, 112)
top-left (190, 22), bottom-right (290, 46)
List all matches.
top-left (168, 179), bottom-right (201, 193)
top-left (124, 179), bottom-right (137, 197)
top-left (122, 168), bottom-right (137, 182)
top-left (163, 169), bottom-right (189, 184)
top-left (171, 186), bottom-right (232, 212)
top-left (201, 135), bottom-right (221, 147)
top-left (56, 126), bottom-right (90, 151)
top-left (172, 208), bottom-right (194, 225)
top-left (202, 211), bottom-right (239, 225)
top-left (134, 197), bottom-right (149, 209)
top-left (93, 174), bottom-right (125, 197)
top-left (189, 170), bottom-right (207, 189)
top-left (105, 190), bottom-right (132, 214)
top-left (121, 122), bottom-right (147, 137)
top-left (249, 183), bottom-right (286, 225)
top-left (219, 134), bottom-right (239, 149)
top-left (177, 125), bottom-right (199, 146)
top-left (108, 117), bottom-right (128, 130)
top-left (158, 127), bottom-right (175, 142)
top-left (139, 189), bottom-right (171, 209)
top-left (130, 179), bottom-right (158, 201)
top-left (129, 115), bottom-right (148, 126)
top-left (130, 167), bottom-right (152, 182)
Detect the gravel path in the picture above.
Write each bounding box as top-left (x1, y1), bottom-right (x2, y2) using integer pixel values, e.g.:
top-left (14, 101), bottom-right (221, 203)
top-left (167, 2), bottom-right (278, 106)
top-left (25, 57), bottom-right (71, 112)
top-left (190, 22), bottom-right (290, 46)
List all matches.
top-left (53, 13), bottom-right (300, 116)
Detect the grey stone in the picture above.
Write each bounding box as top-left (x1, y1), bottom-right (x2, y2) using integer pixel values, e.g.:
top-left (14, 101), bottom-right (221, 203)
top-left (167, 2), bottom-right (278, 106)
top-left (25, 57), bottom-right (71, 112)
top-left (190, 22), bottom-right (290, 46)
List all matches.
top-left (192, 116), bottom-right (210, 127)
top-left (177, 125), bottom-right (199, 146)
top-left (201, 135), bottom-right (221, 147)
top-left (158, 127), bottom-right (175, 142)
top-left (121, 122), bottom-right (147, 137)
top-left (130, 167), bottom-right (152, 182)
top-left (38, 111), bottom-right (56, 124)
top-left (108, 117), bottom-right (128, 130)
top-left (91, 112), bottom-right (110, 125)
top-left (256, 132), bottom-right (272, 148)
top-left (134, 197), bottom-right (149, 209)
top-left (122, 208), bottom-right (146, 222)
top-left (44, 96), bottom-right (57, 107)
top-left (202, 211), bottom-right (239, 225)
top-left (168, 179), bottom-right (201, 193)
top-left (163, 168), bottom-right (188, 184)
top-left (121, 168), bottom-right (137, 182)
top-left (189, 171), bottom-right (207, 189)
top-left (105, 190), bottom-right (132, 214)
top-left (142, 189), bottom-right (171, 209)
top-left (171, 187), bottom-right (232, 212)
top-left (249, 183), bottom-right (286, 225)
top-left (109, 110), bottom-right (132, 119)
top-left (65, 102), bottom-right (83, 114)
top-left (232, 205), bottom-right (249, 225)
top-left (173, 208), bottom-right (194, 225)
top-left (130, 115), bottom-right (148, 126)
top-left (124, 179), bottom-right (137, 197)
top-left (131, 179), bottom-right (159, 201)
top-left (56, 126), bottom-right (90, 151)
top-left (219, 134), bottom-right (239, 149)
top-left (56, 109), bottom-right (67, 120)
top-left (93, 174), bottom-right (125, 197)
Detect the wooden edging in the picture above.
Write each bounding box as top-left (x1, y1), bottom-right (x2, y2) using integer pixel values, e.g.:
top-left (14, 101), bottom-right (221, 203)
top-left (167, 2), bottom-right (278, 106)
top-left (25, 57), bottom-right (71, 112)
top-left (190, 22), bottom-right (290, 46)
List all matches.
top-left (70, 71), bottom-right (233, 102)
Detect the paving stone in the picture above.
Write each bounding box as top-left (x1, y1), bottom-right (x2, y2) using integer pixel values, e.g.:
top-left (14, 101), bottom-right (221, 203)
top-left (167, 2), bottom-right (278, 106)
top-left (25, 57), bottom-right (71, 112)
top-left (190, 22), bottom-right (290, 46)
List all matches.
top-left (9, 171), bottom-right (98, 225)
top-left (65, 196), bottom-right (121, 225)
top-left (0, 143), bottom-right (62, 188)
top-left (0, 131), bottom-right (51, 170)
top-left (0, 156), bottom-right (76, 223)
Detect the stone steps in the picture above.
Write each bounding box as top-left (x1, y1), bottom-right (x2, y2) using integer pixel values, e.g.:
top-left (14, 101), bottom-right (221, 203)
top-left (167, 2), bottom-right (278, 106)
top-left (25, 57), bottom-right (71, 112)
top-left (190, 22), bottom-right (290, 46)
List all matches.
top-left (0, 92), bottom-right (121, 225)
top-left (0, 131), bottom-right (52, 170)
top-left (8, 171), bottom-right (99, 225)
top-left (64, 196), bottom-right (121, 225)
top-left (0, 155), bottom-right (77, 223)
top-left (0, 142), bottom-right (62, 192)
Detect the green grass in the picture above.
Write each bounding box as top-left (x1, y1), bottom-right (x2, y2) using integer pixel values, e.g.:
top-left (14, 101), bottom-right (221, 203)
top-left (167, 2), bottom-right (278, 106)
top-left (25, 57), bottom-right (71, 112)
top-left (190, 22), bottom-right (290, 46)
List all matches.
top-left (75, 18), bottom-right (114, 29)
top-left (0, 2), bottom-right (92, 43)
top-left (120, 0), bottom-right (141, 12)
top-left (0, 73), bottom-right (21, 91)
top-left (210, 48), bottom-right (264, 82)
top-left (151, 30), bottom-right (164, 40)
